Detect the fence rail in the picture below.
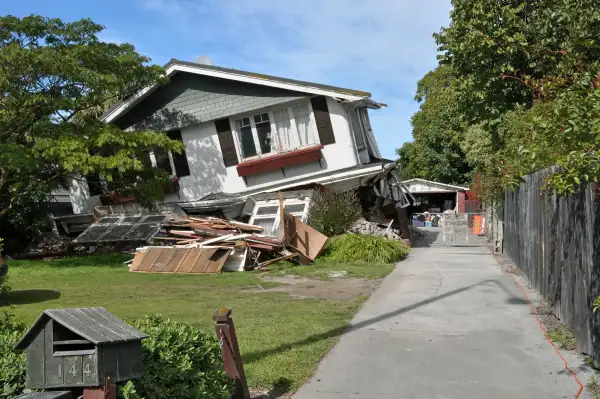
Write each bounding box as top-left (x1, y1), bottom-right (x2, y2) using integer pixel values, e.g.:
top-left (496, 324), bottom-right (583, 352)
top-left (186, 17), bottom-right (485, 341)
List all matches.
top-left (504, 166), bottom-right (600, 363)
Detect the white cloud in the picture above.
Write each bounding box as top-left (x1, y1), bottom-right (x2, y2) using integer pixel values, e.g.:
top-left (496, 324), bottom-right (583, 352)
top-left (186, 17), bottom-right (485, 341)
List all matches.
top-left (140, 0), bottom-right (451, 157)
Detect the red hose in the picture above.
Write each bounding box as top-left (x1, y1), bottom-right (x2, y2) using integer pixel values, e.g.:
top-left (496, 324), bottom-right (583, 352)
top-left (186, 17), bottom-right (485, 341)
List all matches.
top-left (505, 266), bottom-right (585, 398)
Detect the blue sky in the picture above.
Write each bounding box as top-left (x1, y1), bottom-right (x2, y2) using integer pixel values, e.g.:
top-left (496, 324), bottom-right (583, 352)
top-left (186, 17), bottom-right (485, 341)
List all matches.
top-left (3, 0), bottom-right (452, 159)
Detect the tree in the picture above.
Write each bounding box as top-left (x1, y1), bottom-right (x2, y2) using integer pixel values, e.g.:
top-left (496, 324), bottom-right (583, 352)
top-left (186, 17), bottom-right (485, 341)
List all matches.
top-left (396, 66), bottom-right (473, 186)
top-left (0, 15), bottom-right (183, 243)
top-left (432, 0), bottom-right (600, 197)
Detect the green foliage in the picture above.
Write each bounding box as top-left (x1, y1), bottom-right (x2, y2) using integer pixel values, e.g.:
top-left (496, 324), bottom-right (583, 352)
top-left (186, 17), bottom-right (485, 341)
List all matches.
top-left (307, 189), bottom-right (362, 236)
top-left (547, 325), bottom-right (577, 351)
top-left (407, 0), bottom-right (600, 198)
top-left (0, 15), bottom-right (183, 241)
top-left (0, 238), bottom-right (9, 299)
top-left (127, 315), bottom-right (232, 399)
top-left (397, 66), bottom-right (474, 186)
top-left (0, 313), bottom-right (27, 399)
top-left (320, 234), bottom-right (410, 264)
top-left (594, 296), bottom-right (600, 314)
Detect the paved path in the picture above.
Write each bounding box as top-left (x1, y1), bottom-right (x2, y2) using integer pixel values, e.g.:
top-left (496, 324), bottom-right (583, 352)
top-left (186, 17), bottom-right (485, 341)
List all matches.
top-left (294, 245), bottom-right (592, 399)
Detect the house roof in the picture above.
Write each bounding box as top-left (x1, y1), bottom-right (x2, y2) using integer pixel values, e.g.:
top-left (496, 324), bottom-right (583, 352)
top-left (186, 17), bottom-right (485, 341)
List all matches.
top-left (102, 58), bottom-right (382, 123)
top-left (15, 307), bottom-right (148, 350)
top-left (401, 178), bottom-right (469, 193)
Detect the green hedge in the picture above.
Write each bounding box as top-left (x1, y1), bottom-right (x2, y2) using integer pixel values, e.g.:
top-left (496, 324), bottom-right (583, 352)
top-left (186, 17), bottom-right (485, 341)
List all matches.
top-left (320, 234), bottom-right (410, 264)
top-left (0, 313), bottom-right (27, 399)
top-left (124, 315), bottom-right (233, 399)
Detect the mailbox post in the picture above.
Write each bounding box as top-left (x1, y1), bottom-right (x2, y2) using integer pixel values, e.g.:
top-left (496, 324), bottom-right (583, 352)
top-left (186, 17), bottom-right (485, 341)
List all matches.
top-left (213, 307), bottom-right (250, 399)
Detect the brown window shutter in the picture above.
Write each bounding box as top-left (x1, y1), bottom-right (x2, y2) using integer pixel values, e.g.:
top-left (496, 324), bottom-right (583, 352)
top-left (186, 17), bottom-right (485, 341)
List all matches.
top-left (311, 96), bottom-right (336, 145)
top-left (215, 118), bottom-right (239, 167)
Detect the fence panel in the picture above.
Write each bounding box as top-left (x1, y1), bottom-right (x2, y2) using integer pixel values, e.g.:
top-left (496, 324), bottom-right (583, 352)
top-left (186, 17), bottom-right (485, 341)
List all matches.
top-left (504, 166), bottom-right (600, 363)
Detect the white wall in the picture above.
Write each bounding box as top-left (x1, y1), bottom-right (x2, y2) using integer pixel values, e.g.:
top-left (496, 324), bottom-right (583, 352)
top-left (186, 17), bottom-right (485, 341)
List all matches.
top-left (72, 97), bottom-right (366, 205)
top-left (172, 97), bottom-right (363, 202)
top-left (67, 177), bottom-right (101, 214)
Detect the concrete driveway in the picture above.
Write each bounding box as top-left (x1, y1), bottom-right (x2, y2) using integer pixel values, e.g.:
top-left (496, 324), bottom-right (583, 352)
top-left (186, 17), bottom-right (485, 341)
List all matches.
top-left (293, 245), bottom-right (592, 399)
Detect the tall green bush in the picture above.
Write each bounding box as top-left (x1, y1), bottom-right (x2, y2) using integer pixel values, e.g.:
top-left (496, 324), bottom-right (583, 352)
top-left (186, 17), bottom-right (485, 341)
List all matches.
top-left (126, 315), bottom-right (232, 399)
top-left (0, 238), bottom-right (9, 300)
top-left (0, 313), bottom-right (27, 399)
top-left (307, 189), bottom-right (362, 236)
top-left (320, 234), bottom-right (410, 264)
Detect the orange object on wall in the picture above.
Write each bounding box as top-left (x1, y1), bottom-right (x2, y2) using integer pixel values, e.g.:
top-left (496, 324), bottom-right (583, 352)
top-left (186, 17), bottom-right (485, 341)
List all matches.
top-left (472, 215), bottom-right (483, 235)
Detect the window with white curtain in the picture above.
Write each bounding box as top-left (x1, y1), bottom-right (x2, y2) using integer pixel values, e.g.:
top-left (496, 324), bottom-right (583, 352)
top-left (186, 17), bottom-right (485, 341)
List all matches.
top-left (273, 103), bottom-right (317, 152)
top-left (291, 104), bottom-right (316, 148)
top-left (233, 102), bottom-right (318, 161)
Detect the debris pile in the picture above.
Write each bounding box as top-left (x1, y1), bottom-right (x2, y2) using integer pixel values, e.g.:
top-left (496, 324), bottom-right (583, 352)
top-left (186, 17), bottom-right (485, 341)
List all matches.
top-left (130, 213), bottom-right (328, 274)
top-left (349, 218), bottom-right (403, 240)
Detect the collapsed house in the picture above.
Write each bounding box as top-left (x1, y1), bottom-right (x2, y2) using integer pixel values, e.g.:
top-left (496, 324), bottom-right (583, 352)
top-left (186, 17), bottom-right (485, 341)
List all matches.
top-left (51, 58), bottom-right (413, 265)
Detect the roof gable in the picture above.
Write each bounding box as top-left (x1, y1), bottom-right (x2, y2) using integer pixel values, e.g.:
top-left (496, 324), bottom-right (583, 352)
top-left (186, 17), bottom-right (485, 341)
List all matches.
top-left (15, 307), bottom-right (147, 350)
top-left (102, 59), bottom-right (375, 124)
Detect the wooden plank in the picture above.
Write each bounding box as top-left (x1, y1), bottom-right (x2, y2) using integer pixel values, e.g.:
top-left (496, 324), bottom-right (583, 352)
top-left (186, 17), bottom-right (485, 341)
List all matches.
top-left (129, 250), bottom-right (147, 272)
top-left (177, 248), bottom-right (203, 273)
top-left (286, 215), bottom-right (328, 261)
top-left (167, 248), bottom-right (191, 273)
top-left (258, 253), bottom-right (298, 268)
top-left (148, 248), bottom-right (175, 273)
top-left (64, 356), bottom-right (83, 385)
top-left (189, 249), bottom-right (216, 273)
top-left (203, 249), bottom-right (231, 274)
top-left (82, 353), bottom-right (98, 386)
top-left (134, 248), bottom-right (163, 272)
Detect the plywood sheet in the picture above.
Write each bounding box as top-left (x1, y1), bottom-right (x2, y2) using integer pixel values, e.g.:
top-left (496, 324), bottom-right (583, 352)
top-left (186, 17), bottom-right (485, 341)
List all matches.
top-left (130, 247), bottom-right (230, 274)
top-left (284, 214), bottom-right (328, 261)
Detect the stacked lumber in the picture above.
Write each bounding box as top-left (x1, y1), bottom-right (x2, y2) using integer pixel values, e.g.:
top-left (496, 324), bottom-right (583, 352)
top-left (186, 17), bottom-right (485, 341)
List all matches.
top-left (129, 208), bottom-right (329, 274)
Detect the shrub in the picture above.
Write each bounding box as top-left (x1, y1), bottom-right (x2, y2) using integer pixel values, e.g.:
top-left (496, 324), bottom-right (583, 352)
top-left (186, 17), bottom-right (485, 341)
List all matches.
top-left (307, 189), bottom-right (362, 236)
top-left (0, 238), bottom-right (8, 300)
top-left (320, 234), bottom-right (410, 264)
top-left (125, 315), bottom-right (233, 399)
top-left (0, 313), bottom-right (27, 399)
top-left (0, 275), bottom-right (10, 300)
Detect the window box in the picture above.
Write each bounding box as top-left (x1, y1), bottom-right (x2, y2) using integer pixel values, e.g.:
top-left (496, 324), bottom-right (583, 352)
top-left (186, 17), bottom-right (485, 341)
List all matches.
top-left (236, 145), bottom-right (324, 177)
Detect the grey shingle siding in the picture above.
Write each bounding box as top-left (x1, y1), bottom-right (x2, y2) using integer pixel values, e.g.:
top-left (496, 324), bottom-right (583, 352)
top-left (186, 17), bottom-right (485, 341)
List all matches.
top-left (115, 73), bottom-right (309, 131)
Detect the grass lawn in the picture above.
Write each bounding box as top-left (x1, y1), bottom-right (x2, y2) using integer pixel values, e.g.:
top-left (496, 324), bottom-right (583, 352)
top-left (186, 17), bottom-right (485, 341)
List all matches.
top-left (2, 253), bottom-right (395, 393)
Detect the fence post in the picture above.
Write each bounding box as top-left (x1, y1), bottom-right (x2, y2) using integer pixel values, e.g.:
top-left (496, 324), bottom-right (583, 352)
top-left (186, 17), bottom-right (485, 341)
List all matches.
top-left (214, 306), bottom-right (250, 399)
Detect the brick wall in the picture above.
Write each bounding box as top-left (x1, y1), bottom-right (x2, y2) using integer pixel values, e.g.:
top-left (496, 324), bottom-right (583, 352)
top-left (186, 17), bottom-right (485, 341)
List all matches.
top-left (116, 73), bottom-right (309, 131)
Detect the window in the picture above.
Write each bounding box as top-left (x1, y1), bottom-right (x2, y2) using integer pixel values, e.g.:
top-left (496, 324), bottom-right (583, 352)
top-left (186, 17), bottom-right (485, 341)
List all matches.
top-left (168, 130), bottom-right (190, 177)
top-left (291, 104), bottom-right (316, 148)
top-left (349, 108), bottom-right (366, 150)
top-left (249, 200), bottom-right (310, 238)
top-left (235, 117), bottom-right (257, 158)
top-left (149, 130), bottom-right (191, 177)
top-left (86, 173), bottom-right (104, 196)
top-left (233, 102), bottom-right (318, 160)
top-left (254, 113), bottom-right (273, 155)
top-left (154, 147), bottom-right (173, 175)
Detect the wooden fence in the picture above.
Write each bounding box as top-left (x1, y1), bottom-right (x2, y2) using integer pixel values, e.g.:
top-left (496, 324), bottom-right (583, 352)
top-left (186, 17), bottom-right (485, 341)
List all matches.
top-left (504, 166), bottom-right (600, 363)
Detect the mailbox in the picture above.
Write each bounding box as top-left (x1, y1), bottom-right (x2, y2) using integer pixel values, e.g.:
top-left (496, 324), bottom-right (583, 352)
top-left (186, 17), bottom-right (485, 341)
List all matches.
top-left (15, 392), bottom-right (72, 399)
top-left (14, 308), bottom-right (147, 389)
